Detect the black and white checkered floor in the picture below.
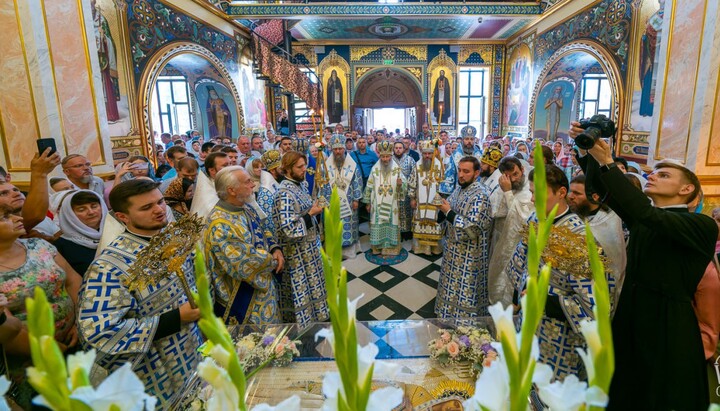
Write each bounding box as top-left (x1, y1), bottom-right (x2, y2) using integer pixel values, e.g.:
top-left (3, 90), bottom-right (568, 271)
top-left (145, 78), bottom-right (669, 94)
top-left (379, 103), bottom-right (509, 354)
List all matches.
top-left (344, 222), bottom-right (442, 321)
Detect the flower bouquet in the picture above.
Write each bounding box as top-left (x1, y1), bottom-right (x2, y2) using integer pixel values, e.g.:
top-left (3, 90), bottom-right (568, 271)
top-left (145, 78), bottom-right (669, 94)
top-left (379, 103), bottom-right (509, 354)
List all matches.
top-left (234, 332), bottom-right (301, 371)
top-left (428, 326), bottom-right (498, 376)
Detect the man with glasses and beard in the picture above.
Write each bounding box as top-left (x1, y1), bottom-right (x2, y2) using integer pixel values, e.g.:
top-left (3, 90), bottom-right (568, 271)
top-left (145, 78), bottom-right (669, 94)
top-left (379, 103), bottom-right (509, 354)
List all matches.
top-left (487, 156), bottom-right (533, 307)
top-left (272, 151), bottom-right (329, 325)
top-left (393, 141), bottom-right (417, 241)
top-left (435, 156), bottom-right (493, 318)
top-left (77, 179), bottom-right (202, 409)
top-left (440, 125), bottom-right (483, 195)
top-left (363, 141), bottom-right (407, 256)
top-left (408, 140), bottom-right (444, 255)
top-left (62, 154), bottom-right (105, 198)
top-left (323, 135), bottom-right (363, 259)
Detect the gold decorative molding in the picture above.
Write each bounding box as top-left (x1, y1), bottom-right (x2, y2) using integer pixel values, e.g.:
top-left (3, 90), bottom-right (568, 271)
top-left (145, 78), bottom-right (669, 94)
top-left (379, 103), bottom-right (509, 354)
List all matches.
top-left (427, 48), bottom-right (457, 74)
top-left (396, 46), bottom-right (426, 61)
top-left (350, 46), bottom-right (380, 62)
top-left (355, 67), bottom-right (372, 81)
top-left (458, 45), bottom-right (494, 65)
top-left (318, 49), bottom-right (351, 75)
top-left (293, 44), bottom-right (317, 67)
top-left (406, 67), bottom-right (423, 83)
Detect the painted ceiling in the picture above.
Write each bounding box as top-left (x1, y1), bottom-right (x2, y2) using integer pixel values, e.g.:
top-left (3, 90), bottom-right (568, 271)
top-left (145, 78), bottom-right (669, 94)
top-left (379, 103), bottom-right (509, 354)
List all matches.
top-left (228, 2), bottom-right (541, 42)
top-left (287, 16), bottom-right (533, 41)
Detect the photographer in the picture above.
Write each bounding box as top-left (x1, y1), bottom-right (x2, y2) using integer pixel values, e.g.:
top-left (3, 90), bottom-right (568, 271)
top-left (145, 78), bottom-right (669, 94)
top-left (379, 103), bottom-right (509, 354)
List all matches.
top-left (569, 120), bottom-right (718, 410)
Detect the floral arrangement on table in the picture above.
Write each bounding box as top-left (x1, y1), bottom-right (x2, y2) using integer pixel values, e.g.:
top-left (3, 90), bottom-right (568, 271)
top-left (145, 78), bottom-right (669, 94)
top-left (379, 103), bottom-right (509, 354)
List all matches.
top-left (428, 326), bottom-right (498, 376)
top-left (235, 331), bottom-right (301, 370)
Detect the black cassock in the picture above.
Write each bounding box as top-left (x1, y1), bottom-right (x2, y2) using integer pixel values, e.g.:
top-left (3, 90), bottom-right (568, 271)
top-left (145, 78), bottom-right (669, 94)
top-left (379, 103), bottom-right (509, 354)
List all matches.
top-left (592, 166), bottom-right (718, 410)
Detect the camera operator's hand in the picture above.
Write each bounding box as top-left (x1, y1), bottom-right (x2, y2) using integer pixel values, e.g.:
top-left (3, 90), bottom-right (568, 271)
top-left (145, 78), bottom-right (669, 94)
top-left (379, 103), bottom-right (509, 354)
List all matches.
top-left (587, 138), bottom-right (614, 166)
top-left (568, 121), bottom-right (584, 139)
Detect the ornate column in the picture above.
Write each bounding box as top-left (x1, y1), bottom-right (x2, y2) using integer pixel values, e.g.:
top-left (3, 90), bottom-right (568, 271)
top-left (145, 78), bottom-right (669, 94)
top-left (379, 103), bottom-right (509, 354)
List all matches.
top-left (649, 0), bottom-right (720, 199)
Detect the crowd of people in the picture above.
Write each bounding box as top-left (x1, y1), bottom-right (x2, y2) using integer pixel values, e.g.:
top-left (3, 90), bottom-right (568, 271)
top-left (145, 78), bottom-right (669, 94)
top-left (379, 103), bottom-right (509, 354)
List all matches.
top-left (0, 120), bottom-right (718, 410)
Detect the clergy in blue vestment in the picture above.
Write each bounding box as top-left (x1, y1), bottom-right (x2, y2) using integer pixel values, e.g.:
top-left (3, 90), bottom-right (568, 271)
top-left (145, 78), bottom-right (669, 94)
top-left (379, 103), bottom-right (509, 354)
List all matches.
top-left (435, 156), bottom-right (493, 318)
top-left (393, 141), bottom-right (417, 240)
top-left (272, 151), bottom-right (329, 325)
top-left (291, 137), bottom-right (316, 197)
top-left (204, 166), bottom-right (282, 326)
top-left (506, 165), bottom-right (616, 381)
top-left (323, 134), bottom-right (363, 259)
top-left (78, 180), bottom-right (203, 409)
top-left (439, 125), bottom-right (483, 195)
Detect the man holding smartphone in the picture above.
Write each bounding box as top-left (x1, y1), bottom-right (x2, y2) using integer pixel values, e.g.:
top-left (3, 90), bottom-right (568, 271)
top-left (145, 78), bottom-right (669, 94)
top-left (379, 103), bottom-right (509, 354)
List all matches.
top-left (570, 123), bottom-right (718, 410)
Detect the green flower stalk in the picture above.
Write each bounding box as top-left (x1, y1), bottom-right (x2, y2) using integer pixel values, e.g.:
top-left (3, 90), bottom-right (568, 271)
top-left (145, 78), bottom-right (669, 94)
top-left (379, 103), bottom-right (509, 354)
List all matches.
top-left (582, 225), bottom-right (615, 410)
top-left (193, 248), bottom-right (248, 411)
top-left (25, 288), bottom-right (91, 411)
top-left (503, 144), bottom-right (557, 411)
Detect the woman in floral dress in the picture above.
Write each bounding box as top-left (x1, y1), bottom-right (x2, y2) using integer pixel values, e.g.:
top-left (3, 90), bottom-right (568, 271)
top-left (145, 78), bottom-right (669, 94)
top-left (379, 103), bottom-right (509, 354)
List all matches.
top-left (0, 206), bottom-right (82, 408)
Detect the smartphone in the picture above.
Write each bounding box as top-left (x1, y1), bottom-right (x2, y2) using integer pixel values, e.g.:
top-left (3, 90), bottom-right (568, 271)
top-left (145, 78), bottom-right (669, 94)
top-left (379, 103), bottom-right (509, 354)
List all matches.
top-left (36, 138), bottom-right (57, 156)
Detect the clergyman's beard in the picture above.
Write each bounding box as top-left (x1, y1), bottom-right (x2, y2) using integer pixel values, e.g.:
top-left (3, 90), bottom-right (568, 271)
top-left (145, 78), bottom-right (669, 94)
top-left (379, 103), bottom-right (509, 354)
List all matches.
top-left (480, 168), bottom-right (492, 178)
top-left (511, 175), bottom-right (525, 192)
top-left (380, 161), bottom-right (392, 174)
top-left (459, 179), bottom-right (472, 189)
top-left (333, 154), bottom-right (345, 169)
top-left (570, 201), bottom-right (594, 218)
top-left (394, 153), bottom-right (403, 160)
top-left (291, 170), bottom-right (306, 182)
top-left (421, 159), bottom-right (432, 170)
top-left (463, 145), bottom-right (474, 155)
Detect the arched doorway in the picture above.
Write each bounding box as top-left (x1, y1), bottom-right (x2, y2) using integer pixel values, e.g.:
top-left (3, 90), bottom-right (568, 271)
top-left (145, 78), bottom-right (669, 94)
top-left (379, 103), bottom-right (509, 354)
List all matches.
top-left (352, 68), bottom-right (424, 136)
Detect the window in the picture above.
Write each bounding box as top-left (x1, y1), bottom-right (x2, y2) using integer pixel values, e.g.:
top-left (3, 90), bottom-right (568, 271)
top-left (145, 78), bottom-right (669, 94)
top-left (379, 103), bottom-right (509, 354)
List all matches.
top-left (151, 76), bottom-right (193, 135)
top-left (578, 74), bottom-right (611, 119)
top-left (458, 67), bottom-right (490, 138)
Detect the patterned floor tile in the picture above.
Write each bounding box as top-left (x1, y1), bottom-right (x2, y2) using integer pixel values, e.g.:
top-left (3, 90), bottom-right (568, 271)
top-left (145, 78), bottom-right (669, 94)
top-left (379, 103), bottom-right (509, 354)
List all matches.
top-left (355, 294), bottom-right (413, 321)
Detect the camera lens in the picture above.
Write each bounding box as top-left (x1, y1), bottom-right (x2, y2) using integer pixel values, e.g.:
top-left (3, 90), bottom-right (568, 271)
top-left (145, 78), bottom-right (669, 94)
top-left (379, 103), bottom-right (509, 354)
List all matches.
top-left (575, 126), bottom-right (601, 150)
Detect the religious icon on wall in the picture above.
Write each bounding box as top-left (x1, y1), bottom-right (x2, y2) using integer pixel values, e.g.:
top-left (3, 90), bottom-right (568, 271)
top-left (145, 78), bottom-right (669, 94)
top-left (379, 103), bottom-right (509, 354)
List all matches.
top-left (239, 61), bottom-right (267, 129)
top-left (432, 69), bottom-right (451, 124)
top-left (503, 44), bottom-right (532, 128)
top-left (205, 86), bottom-right (232, 139)
top-left (533, 80), bottom-right (575, 141)
top-left (628, 0), bottom-right (664, 132)
top-left (91, 0), bottom-right (132, 136)
top-left (327, 69), bottom-right (344, 124)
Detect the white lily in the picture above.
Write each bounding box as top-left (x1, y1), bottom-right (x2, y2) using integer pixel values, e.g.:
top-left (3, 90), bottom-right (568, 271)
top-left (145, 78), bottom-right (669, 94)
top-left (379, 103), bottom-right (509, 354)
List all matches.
top-left (197, 358), bottom-right (240, 411)
top-left (209, 344), bottom-right (232, 369)
top-left (250, 395), bottom-right (301, 411)
top-left (489, 303), bottom-right (517, 356)
top-left (577, 320), bottom-right (601, 382)
top-left (463, 358), bottom-right (510, 411)
top-left (537, 374), bottom-right (608, 411)
top-left (67, 363), bottom-right (157, 411)
top-left (321, 370), bottom-right (403, 411)
top-left (0, 375), bottom-right (11, 411)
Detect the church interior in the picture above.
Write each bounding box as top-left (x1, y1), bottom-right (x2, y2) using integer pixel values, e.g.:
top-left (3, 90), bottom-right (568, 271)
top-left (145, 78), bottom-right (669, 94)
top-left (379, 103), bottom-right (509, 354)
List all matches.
top-left (2, 0), bottom-right (720, 408)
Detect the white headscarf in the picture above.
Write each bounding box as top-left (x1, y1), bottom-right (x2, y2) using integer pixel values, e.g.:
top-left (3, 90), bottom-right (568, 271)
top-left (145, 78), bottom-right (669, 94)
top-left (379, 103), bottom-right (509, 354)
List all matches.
top-left (243, 156), bottom-right (267, 220)
top-left (57, 190), bottom-right (107, 249)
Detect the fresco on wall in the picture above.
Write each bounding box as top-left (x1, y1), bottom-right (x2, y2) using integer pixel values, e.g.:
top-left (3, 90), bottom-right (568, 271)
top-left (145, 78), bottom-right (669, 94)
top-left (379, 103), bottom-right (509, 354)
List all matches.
top-left (430, 67), bottom-right (453, 125)
top-left (319, 50), bottom-right (350, 127)
top-left (533, 80), bottom-right (575, 141)
top-left (504, 43), bottom-right (532, 127)
top-left (628, 0), bottom-right (663, 132)
top-left (92, 0), bottom-right (132, 136)
top-left (239, 60), bottom-right (267, 129)
top-left (196, 80), bottom-right (238, 139)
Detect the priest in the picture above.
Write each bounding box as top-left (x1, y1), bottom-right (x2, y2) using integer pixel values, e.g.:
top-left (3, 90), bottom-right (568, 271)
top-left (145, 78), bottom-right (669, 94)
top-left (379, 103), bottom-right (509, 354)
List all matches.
top-left (408, 140), bottom-right (444, 255)
top-left (440, 125), bottom-right (483, 195)
top-left (393, 141), bottom-right (417, 241)
top-left (204, 166), bottom-right (282, 325)
top-left (363, 140), bottom-right (407, 256)
top-left (435, 156), bottom-right (493, 317)
top-left (77, 179), bottom-right (202, 409)
top-left (324, 134), bottom-right (363, 259)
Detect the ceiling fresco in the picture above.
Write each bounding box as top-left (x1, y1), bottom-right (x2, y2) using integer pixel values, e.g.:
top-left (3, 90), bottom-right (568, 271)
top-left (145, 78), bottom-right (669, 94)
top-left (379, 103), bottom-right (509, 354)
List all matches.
top-left (285, 16), bottom-right (533, 41)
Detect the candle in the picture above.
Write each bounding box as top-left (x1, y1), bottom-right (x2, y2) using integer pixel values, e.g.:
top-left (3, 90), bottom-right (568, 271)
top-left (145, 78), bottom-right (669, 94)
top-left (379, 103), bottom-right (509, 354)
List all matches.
top-left (310, 109), bottom-right (317, 136)
top-left (426, 106), bottom-right (434, 139)
top-left (437, 103), bottom-right (443, 136)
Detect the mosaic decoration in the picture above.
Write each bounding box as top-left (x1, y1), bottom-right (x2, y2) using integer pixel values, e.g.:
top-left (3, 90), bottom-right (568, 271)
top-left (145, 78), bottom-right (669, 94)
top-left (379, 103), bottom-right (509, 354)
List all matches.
top-left (406, 67), bottom-right (423, 84)
top-left (427, 49), bottom-right (457, 125)
top-left (355, 67), bottom-right (372, 82)
top-left (126, 0), bottom-right (237, 82)
top-left (351, 46), bottom-right (427, 63)
top-left (203, 0), bottom-right (227, 12)
top-left (318, 50), bottom-right (351, 126)
top-left (491, 45), bottom-right (505, 136)
top-left (458, 45), bottom-right (494, 65)
top-left (534, 0), bottom-right (633, 78)
top-left (227, 4), bottom-right (541, 17)
top-left (292, 44), bottom-right (318, 67)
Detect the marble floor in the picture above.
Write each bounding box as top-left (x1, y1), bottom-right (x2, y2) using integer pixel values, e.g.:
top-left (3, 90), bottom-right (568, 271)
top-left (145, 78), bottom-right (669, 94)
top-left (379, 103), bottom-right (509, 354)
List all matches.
top-left (343, 222), bottom-right (443, 321)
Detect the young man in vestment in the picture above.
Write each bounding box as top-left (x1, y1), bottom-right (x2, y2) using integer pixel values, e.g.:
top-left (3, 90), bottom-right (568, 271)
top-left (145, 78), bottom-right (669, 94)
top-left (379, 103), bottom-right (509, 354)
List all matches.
top-left (439, 125), bottom-right (483, 195)
top-left (77, 180), bottom-right (202, 409)
top-left (271, 151), bottom-right (329, 325)
top-left (570, 125), bottom-right (719, 411)
top-left (506, 165), bottom-right (614, 381)
top-left (363, 140), bottom-right (407, 256)
top-left (435, 156), bottom-right (493, 317)
top-left (204, 166), bottom-right (282, 325)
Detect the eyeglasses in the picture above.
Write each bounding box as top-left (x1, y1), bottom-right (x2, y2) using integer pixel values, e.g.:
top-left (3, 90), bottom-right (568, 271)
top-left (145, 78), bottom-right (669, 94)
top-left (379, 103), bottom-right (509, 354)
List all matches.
top-left (64, 162), bottom-right (91, 169)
